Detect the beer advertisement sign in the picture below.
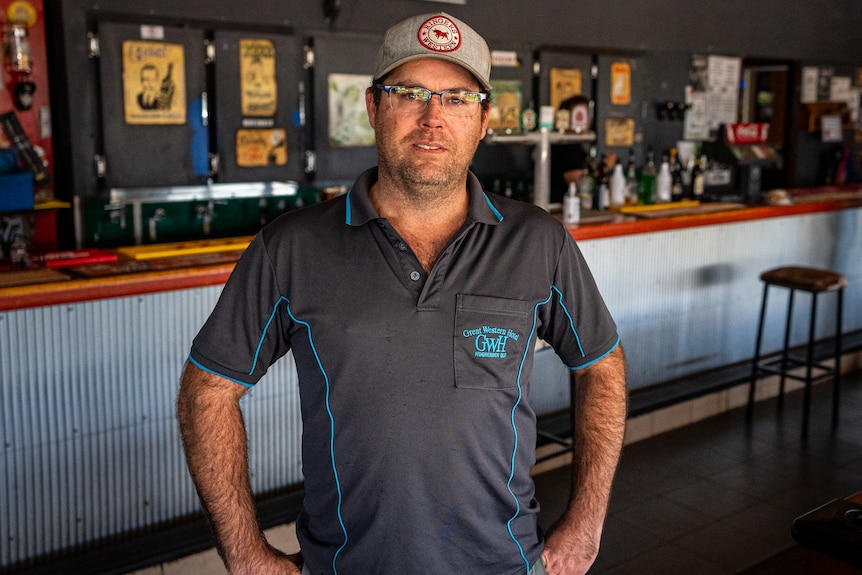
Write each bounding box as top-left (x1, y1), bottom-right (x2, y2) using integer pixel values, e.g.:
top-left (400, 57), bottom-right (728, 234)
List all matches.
top-left (235, 128), bottom-right (287, 167)
top-left (122, 41), bottom-right (186, 125)
top-left (240, 39), bottom-right (278, 117)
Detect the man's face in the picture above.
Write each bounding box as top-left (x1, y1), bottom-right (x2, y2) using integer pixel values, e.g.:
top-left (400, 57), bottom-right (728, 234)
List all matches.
top-left (366, 59), bottom-right (489, 193)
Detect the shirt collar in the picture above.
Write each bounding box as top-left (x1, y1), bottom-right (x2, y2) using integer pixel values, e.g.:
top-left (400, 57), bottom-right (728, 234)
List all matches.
top-left (345, 167), bottom-right (504, 227)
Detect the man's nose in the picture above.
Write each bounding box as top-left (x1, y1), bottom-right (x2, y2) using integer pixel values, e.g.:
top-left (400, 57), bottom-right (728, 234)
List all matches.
top-left (420, 95), bottom-right (445, 125)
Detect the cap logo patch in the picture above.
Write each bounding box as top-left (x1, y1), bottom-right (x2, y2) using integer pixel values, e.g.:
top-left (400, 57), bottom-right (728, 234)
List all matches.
top-left (418, 16), bottom-right (461, 53)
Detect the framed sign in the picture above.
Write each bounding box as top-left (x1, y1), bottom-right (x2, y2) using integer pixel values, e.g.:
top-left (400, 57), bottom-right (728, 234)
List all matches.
top-left (328, 73), bottom-right (374, 147)
top-left (122, 40), bottom-right (186, 125)
top-left (550, 68), bottom-right (582, 111)
top-left (240, 39), bottom-right (277, 117)
top-left (236, 128), bottom-right (287, 166)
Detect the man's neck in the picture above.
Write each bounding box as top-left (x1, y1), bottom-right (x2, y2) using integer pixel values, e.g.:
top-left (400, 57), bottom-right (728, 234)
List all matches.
top-left (369, 176), bottom-right (471, 272)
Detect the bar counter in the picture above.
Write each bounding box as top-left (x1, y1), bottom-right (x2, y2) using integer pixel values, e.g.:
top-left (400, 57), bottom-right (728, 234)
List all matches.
top-left (2, 184), bottom-right (861, 312)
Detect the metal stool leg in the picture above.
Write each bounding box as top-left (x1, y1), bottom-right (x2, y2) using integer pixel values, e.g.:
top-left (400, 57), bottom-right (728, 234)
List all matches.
top-left (801, 291), bottom-right (818, 437)
top-left (778, 288), bottom-right (796, 411)
top-left (748, 282), bottom-right (770, 421)
top-left (832, 287), bottom-right (843, 428)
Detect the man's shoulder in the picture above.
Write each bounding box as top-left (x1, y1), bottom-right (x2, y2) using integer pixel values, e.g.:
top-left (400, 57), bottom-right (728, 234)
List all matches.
top-left (485, 194), bottom-right (566, 230)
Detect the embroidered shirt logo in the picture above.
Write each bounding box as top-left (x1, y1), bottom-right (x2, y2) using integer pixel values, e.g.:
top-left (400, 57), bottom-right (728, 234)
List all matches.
top-left (462, 326), bottom-right (520, 359)
top-left (418, 16), bottom-right (461, 53)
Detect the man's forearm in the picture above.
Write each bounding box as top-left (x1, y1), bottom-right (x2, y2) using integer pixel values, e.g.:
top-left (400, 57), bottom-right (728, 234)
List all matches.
top-left (177, 363), bottom-right (272, 572)
top-left (568, 344), bottom-right (627, 531)
top-left (542, 345), bottom-right (628, 574)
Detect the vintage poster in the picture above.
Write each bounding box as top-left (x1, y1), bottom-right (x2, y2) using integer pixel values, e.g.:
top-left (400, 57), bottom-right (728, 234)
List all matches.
top-left (550, 68), bottom-right (582, 111)
top-left (122, 40), bottom-right (186, 125)
top-left (604, 117), bottom-right (635, 147)
top-left (328, 73), bottom-right (374, 147)
top-left (240, 39), bottom-right (277, 117)
top-left (235, 128), bottom-right (287, 166)
top-left (487, 79), bottom-right (522, 133)
top-left (610, 62), bottom-right (631, 105)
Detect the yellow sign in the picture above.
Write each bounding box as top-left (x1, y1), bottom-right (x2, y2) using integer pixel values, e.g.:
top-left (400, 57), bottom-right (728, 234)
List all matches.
top-left (236, 129), bottom-right (287, 167)
top-left (604, 117), bottom-right (635, 147)
top-left (610, 62), bottom-right (631, 106)
top-left (240, 39), bottom-right (278, 117)
top-left (122, 41), bottom-right (186, 125)
top-left (550, 68), bottom-right (582, 111)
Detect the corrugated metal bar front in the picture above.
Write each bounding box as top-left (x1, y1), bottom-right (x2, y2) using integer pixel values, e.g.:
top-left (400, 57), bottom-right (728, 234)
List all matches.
top-left (0, 287), bottom-right (301, 568)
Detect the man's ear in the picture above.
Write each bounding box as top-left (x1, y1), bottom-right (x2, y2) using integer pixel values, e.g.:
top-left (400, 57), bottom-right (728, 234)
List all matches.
top-left (366, 88), bottom-right (377, 128)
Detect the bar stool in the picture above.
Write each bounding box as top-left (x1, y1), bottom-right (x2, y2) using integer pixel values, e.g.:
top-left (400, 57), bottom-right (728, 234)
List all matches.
top-left (747, 266), bottom-right (847, 436)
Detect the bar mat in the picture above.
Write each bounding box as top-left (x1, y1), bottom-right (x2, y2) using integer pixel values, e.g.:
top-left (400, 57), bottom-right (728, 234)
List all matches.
top-left (630, 202), bottom-right (747, 219)
top-left (0, 268), bottom-right (70, 288)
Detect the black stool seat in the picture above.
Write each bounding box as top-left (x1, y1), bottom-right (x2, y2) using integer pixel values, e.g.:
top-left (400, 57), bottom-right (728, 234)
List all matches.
top-left (748, 266), bottom-right (846, 436)
top-left (760, 266), bottom-right (847, 293)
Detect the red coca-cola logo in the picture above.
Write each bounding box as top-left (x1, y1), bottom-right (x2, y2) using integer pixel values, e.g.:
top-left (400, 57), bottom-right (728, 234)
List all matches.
top-left (725, 123), bottom-right (769, 144)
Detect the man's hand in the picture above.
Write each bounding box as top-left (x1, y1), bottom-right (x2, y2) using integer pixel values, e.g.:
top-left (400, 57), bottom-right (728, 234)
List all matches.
top-left (231, 547), bottom-right (303, 575)
top-left (540, 513), bottom-right (601, 575)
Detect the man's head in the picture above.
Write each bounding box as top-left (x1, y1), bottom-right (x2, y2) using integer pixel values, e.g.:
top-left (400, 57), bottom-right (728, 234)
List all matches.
top-left (373, 13), bottom-right (491, 92)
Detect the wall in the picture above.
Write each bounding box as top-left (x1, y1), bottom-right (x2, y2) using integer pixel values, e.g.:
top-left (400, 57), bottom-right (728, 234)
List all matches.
top-left (46, 0), bottom-right (862, 221)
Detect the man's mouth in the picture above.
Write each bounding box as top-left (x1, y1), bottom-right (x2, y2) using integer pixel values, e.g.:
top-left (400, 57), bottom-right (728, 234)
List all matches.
top-left (415, 143), bottom-right (443, 151)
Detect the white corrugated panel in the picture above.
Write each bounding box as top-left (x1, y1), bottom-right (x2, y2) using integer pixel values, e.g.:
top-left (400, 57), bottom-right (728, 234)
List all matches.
top-left (0, 287), bottom-right (302, 568)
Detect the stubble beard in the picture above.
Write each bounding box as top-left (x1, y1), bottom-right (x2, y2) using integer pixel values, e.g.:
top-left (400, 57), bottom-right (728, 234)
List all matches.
top-left (377, 133), bottom-right (474, 206)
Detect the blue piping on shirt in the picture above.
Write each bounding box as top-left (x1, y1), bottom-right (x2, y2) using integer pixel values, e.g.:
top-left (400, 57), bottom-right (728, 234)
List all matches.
top-left (284, 301), bottom-right (349, 574)
top-left (187, 355), bottom-right (255, 388)
top-left (483, 192), bottom-right (505, 222)
top-left (248, 296), bottom-right (349, 573)
top-left (345, 191), bottom-right (352, 226)
top-left (507, 286), bottom-right (615, 573)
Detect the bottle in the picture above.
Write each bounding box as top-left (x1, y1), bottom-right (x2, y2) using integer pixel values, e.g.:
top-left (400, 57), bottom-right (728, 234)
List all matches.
top-left (563, 181), bottom-right (581, 225)
top-left (656, 156), bottom-right (672, 203)
top-left (159, 63), bottom-right (175, 108)
top-left (691, 155), bottom-right (705, 199)
top-left (625, 150), bottom-right (639, 205)
top-left (669, 148), bottom-right (683, 202)
top-left (610, 163), bottom-right (626, 208)
top-left (639, 147), bottom-right (657, 205)
top-left (682, 154), bottom-right (695, 199)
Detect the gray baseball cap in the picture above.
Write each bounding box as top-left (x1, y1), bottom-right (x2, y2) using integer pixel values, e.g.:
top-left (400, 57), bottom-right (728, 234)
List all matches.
top-left (374, 12), bottom-right (492, 92)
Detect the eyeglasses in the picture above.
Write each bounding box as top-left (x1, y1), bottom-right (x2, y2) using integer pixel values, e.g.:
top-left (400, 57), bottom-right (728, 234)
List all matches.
top-left (374, 84), bottom-right (489, 117)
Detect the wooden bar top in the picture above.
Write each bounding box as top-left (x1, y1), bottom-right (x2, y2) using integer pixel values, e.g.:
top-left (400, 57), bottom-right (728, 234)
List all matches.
top-left (2, 185), bottom-right (861, 312)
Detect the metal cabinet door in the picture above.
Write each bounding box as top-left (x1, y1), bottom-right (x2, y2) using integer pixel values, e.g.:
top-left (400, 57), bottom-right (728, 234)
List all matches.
top-left (98, 22), bottom-right (209, 188)
top-left (212, 30), bottom-right (304, 184)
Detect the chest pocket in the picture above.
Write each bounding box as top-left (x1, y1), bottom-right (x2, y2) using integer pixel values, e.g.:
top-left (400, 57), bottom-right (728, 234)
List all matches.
top-left (454, 294), bottom-right (532, 389)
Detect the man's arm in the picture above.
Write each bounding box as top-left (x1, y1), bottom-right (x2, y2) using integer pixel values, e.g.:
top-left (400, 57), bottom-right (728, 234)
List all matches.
top-left (177, 361), bottom-right (301, 575)
top-left (541, 344), bottom-right (628, 575)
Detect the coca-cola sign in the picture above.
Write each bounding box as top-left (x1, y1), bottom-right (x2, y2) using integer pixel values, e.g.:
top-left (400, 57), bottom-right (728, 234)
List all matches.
top-left (725, 123), bottom-right (769, 144)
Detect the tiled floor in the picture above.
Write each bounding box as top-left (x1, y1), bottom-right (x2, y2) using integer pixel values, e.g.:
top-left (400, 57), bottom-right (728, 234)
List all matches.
top-left (534, 368), bottom-right (862, 574)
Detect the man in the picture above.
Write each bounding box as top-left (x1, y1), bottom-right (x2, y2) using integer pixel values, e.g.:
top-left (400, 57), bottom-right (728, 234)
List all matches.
top-left (177, 12), bottom-right (627, 575)
top-left (137, 64), bottom-right (161, 110)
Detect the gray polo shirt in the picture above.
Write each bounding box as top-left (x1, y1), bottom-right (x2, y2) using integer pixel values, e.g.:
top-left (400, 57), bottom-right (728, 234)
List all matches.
top-left (189, 167), bottom-right (619, 575)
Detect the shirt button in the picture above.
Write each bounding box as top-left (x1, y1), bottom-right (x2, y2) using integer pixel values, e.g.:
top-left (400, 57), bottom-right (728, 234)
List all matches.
top-left (409, 271), bottom-right (421, 281)
top-left (398, 242), bottom-right (408, 251)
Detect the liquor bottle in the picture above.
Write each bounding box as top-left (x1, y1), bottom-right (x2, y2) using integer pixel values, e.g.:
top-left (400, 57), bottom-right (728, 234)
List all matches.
top-left (159, 63), bottom-right (175, 108)
top-left (610, 163), bottom-right (626, 208)
top-left (564, 181), bottom-right (580, 225)
top-left (625, 156), bottom-right (639, 205)
top-left (691, 155), bottom-right (705, 199)
top-left (656, 155), bottom-right (672, 203)
top-left (669, 148), bottom-right (683, 202)
top-left (639, 147), bottom-right (657, 205)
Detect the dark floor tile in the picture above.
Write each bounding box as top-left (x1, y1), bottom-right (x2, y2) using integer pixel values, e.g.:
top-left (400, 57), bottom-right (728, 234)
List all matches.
top-left (662, 477), bottom-right (762, 520)
top-left (675, 520), bottom-right (787, 572)
top-left (614, 496), bottom-right (713, 542)
top-left (603, 544), bottom-right (730, 575)
top-left (720, 500), bottom-right (800, 547)
top-left (594, 514), bottom-right (665, 567)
